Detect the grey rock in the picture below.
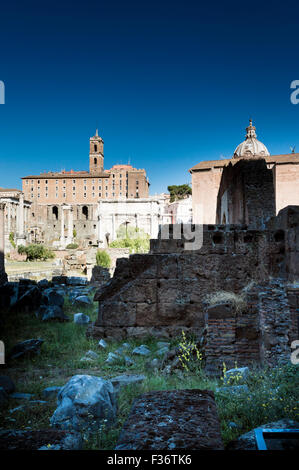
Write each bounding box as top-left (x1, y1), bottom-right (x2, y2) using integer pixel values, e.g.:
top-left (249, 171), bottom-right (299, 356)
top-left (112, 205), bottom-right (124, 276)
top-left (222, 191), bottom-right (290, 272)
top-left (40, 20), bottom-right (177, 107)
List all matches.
top-left (73, 313), bottom-right (90, 324)
top-left (111, 374), bottom-right (146, 392)
top-left (42, 386), bottom-right (62, 399)
top-left (37, 305), bottom-right (69, 322)
top-left (38, 279), bottom-right (50, 289)
top-left (124, 356), bottom-right (135, 367)
top-left (98, 339), bottom-right (108, 349)
top-left (80, 357), bottom-right (94, 363)
top-left (0, 376), bottom-right (15, 394)
top-left (132, 345), bottom-right (151, 356)
top-left (157, 342), bottom-right (170, 349)
top-left (50, 374), bottom-right (117, 432)
top-left (9, 339), bottom-right (44, 360)
top-left (106, 352), bottom-right (121, 364)
top-left (85, 350), bottom-right (99, 360)
top-left (11, 393), bottom-right (34, 400)
top-left (223, 367), bottom-right (250, 385)
top-left (73, 295), bottom-right (92, 306)
top-left (42, 288), bottom-right (64, 307)
top-left (14, 285), bottom-right (41, 311)
top-left (66, 277), bottom-right (88, 286)
top-left (216, 385), bottom-right (249, 396)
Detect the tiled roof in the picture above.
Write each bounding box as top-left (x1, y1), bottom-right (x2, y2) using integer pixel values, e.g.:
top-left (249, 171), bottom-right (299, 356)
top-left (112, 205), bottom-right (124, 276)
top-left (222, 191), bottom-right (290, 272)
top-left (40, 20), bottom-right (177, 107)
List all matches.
top-left (189, 153), bottom-right (299, 172)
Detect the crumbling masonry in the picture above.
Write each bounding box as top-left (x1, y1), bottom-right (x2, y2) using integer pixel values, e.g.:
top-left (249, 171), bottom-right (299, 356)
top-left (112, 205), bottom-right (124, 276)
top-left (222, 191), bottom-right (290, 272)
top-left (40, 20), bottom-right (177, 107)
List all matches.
top-left (89, 206), bottom-right (299, 373)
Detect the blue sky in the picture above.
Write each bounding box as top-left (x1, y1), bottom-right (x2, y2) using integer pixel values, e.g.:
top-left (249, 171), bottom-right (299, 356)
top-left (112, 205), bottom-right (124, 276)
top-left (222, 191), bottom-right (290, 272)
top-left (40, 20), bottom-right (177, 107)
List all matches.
top-left (1, 0), bottom-right (299, 194)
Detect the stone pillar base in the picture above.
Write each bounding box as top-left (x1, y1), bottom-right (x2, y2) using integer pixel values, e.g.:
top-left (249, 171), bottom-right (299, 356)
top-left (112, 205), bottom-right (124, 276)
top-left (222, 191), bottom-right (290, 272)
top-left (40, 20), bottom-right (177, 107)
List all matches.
top-left (16, 235), bottom-right (26, 247)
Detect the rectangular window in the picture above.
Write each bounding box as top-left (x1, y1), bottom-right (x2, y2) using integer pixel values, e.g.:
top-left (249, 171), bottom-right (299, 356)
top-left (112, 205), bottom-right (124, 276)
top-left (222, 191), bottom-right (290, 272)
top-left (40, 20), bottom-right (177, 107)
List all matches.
top-left (84, 193), bottom-right (87, 198)
top-left (99, 192), bottom-right (101, 197)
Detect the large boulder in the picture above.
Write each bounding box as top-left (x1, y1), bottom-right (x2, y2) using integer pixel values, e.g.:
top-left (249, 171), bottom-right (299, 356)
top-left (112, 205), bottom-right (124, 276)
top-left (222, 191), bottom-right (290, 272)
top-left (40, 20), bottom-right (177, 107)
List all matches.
top-left (9, 339), bottom-right (44, 360)
top-left (50, 375), bottom-right (117, 432)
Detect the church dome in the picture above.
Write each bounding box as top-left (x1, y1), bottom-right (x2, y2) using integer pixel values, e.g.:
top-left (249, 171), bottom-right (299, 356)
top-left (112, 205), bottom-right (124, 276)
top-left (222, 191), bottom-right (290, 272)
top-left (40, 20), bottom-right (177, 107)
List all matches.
top-left (233, 119), bottom-right (270, 158)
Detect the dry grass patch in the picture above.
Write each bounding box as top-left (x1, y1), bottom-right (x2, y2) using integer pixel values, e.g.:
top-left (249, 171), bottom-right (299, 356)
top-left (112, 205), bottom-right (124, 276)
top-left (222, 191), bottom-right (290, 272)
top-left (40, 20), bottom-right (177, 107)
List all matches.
top-left (205, 291), bottom-right (247, 313)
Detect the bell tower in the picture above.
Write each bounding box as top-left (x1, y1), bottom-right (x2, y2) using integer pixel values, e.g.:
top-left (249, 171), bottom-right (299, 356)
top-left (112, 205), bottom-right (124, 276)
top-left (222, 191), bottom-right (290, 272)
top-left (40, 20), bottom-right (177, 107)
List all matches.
top-left (89, 129), bottom-right (104, 174)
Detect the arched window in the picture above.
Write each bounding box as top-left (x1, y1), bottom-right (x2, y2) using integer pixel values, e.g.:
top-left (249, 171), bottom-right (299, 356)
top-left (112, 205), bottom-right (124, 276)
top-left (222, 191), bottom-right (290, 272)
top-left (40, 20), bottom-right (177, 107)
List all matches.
top-left (94, 157), bottom-right (97, 165)
top-left (94, 144), bottom-right (97, 152)
top-left (52, 206), bottom-right (58, 220)
top-left (82, 205), bottom-right (89, 220)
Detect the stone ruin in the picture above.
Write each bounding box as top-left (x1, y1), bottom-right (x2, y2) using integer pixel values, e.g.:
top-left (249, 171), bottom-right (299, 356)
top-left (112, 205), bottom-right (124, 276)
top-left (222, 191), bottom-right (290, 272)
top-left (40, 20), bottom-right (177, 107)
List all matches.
top-left (89, 205), bottom-right (299, 374)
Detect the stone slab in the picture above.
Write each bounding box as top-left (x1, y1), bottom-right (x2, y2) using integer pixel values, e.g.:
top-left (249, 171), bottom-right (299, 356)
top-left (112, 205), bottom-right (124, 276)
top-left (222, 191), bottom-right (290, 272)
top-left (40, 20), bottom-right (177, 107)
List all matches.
top-left (115, 389), bottom-right (223, 450)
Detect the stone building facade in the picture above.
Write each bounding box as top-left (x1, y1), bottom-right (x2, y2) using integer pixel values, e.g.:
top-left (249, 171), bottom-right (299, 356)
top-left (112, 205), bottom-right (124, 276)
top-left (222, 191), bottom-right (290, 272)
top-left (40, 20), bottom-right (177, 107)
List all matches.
top-left (0, 188), bottom-right (31, 252)
top-left (190, 120), bottom-right (299, 224)
top-left (21, 131), bottom-right (150, 246)
top-left (89, 205), bottom-right (299, 371)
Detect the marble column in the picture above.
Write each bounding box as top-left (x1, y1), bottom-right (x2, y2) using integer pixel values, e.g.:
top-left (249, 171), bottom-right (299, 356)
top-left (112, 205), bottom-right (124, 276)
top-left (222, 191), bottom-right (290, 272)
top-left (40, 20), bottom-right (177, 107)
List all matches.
top-left (67, 207), bottom-right (73, 244)
top-left (60, 206), bottom-right (65, 246)
top-left (0, 202), bottom-right (7, 285)
top-left (16, 193), bottom-right (26, 247)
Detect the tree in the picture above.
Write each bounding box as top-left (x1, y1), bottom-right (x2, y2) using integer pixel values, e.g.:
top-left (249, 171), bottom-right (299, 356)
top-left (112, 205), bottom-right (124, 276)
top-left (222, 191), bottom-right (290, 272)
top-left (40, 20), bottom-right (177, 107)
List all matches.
top-left (168, 184), bottom-right (192, 203)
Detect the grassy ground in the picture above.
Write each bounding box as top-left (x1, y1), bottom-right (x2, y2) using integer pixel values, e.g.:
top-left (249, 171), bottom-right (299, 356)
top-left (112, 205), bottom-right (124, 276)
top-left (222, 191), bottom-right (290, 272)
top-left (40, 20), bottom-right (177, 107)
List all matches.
top-left (0, 293), bottom-right (298, 449)
top-left (5, 260), bottom-right (57, 274)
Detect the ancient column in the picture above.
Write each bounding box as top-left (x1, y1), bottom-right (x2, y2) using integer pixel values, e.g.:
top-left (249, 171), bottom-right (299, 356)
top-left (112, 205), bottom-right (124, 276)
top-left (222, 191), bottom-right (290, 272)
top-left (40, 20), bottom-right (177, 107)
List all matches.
top-left (60, 206), bottom-right (65, 246)
top-left (0, 202), bottom-right (8, 285)
top-left (16, 193), bottom-right (26, 247)
top-left (67, 207), bottom-right (73, 244)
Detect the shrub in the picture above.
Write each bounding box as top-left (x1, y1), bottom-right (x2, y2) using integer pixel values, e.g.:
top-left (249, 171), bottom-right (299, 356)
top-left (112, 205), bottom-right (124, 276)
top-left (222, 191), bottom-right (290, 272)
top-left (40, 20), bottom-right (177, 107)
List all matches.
top-left (73, 229), bottom-right (77, 238)
top-left (9, 232), bottom-right (16, 249)
top-left (96, 249), bottom-right (111, 268)
top-left (66, 243), bottom-right (79, 249)
top-left (109, 226), bottom-right (150, 253)
top-left (17, 244), bottom-right (55, 261)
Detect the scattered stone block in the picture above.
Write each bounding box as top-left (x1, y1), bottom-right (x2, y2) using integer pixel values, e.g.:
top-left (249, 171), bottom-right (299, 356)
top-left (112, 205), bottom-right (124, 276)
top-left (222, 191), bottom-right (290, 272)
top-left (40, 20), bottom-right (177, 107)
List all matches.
top-left (37, 305), bottom-right (69, 322)
top-left (73, 295), bottom-right (92, 306)
top-left (50, 375), bottom-right (117, 432)
top-left (85, 350), bottom-right (99, 360)
top-left (9, 339), bottom-right (44, 360)
top-left (106, 352), bottom-right (121, 365)
top-left (132, 345), bottom-right (151, 356)
top-left (223, 367), bottom-right (250, 385)
top-left (111, 374), bottom-right (146, 392)
top-left (216, 385), bottom-right (249, 396)
top-left (115, 389), bottom-right (223, 450)
top-left (98, 339), bottom-right (108, 349)
top-left (73, 313), bottom-right (90, 325)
